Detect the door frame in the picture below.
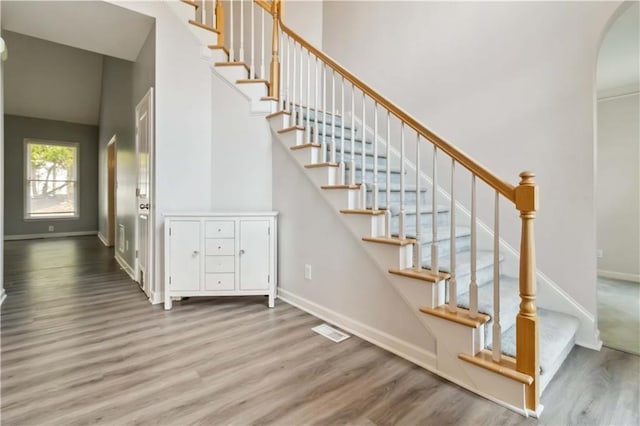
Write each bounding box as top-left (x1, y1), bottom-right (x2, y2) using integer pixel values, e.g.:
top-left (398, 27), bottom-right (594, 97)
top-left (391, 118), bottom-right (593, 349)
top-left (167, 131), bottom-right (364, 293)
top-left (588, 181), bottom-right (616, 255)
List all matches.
top-left (134, 87), bottom-right (156, 303)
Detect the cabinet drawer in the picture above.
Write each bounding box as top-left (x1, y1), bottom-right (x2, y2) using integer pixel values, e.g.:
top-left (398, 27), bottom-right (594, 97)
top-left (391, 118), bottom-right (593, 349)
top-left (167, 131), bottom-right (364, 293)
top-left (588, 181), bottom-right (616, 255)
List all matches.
top-left (205, 221), bottom-right (234, 239)
top-left (205, 256), bottom-right (235, 273)
top-left (205, 273), bottom-right (235, 291)
top-left (205, 238), bottom-right (235, 256)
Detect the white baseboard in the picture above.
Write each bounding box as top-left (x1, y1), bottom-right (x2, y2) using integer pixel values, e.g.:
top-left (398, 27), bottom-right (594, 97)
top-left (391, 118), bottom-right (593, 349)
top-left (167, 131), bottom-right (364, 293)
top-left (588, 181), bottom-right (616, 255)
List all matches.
top-left (4, 231), bottom-right (98, 241)
top-left (278, 288), bottom-right (437, 371)
top-left (278, 288), bottom-right (537, 417)
top-left (148, 289), bottom-right (163, 305)
top-left (598, 269), bottom-right (640, 283)
top-left (97, 232), bottom-right (110, 247)
top-left (115, 252), bottom-right (135, 281)
top-left (0, 288), bottom-right (6, 306)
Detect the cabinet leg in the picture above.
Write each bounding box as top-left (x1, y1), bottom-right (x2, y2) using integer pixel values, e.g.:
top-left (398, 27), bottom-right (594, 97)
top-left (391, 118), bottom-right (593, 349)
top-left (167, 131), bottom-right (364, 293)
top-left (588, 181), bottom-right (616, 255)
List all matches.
top-left (164, 297), bottom-right (173, 310)
top-left (268, 293), bottom-right (275, 308)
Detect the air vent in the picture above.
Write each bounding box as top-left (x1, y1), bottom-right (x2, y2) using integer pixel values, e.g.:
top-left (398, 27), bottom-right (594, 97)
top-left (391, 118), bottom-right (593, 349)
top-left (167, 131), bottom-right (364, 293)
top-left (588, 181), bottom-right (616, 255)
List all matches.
top-left (312, 324), bottom-right (350, 343)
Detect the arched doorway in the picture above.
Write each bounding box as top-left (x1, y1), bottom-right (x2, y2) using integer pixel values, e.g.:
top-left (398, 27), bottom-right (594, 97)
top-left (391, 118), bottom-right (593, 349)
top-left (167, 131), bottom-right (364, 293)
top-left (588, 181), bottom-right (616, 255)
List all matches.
top-left (595, 1), bottom-right (640, 355)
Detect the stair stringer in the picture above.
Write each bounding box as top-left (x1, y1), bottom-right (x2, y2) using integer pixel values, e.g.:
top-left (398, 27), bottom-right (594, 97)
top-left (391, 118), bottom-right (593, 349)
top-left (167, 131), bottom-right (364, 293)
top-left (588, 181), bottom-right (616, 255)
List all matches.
top-left (351, 112), bottom-right (601, 350)
top-left (269, 117), bottom-right (534, 414)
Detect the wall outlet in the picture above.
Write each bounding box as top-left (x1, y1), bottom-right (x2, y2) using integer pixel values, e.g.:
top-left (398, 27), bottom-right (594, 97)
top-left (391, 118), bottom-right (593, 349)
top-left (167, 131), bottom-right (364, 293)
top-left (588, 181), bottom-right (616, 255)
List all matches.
top-left (48, 226), bottom-right (54, 232)
top-left (597, 249), bottom-right (604, 259)
top-left (304, 264), bottom-right (312, 280)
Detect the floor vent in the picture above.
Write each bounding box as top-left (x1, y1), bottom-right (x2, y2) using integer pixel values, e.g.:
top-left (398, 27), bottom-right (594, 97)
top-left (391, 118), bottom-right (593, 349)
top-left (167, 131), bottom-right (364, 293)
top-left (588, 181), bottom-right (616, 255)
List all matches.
top-left (312, 323), bottom-right (350, 343)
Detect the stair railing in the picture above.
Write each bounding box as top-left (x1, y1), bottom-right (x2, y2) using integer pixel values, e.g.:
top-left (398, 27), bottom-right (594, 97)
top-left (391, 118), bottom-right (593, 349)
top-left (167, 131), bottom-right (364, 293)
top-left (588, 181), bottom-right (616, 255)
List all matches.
top-left (203, 0), bottom-right (540, 411)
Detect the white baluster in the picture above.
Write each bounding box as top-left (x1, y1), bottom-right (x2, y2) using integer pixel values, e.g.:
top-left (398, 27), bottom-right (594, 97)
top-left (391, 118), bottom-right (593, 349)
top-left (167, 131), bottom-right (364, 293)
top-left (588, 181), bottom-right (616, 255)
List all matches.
top-left (339, 76), bottom-right (346, 185)
top-left (239, 0), bottom-right (245, 63)
top-left (279, 31), bottom-right (284, 107)
top-left (414, 134), bottom-right (422, 271)
top-left (260, 8), bottom-right (266, 79)
top-left (291, 41), bottom-right (296, 121)
top-left (202, 0), bottom-right (206, 25)
top-left (314, 58), bottom-right (319, 145)
top-left (286, 36), bottom-right (291, 112)
top-left (492, 191), bottom-right (502, 362)
top-left (229, 0), bottom-right (235, 62)
top-left (448, 159), bottom-right (458, 313)
top-left (372, 104), bottom-right (379, 211)
top-left (323, 65), bottom-right (327, 163)
top-left (250, 1), bottom-right (254, 78)
top-left (360, 93), bottom-right (367, 209)
top-left (350, 85), bottom-right (356, 186)
top-left (399, 123), bottom-right (406, 240)
top-left (331, 70), bottom-right (336, 164)
top-left (469, 174), bottom-right (478, 318)
top-left (385, 112), bottom-right (391, 237)
top-left (298, 42), bottom-right (303, 127)
top-left (306, 50), bottom-right (311, 143)
top-left (431, 146), bottom-right (438, 273)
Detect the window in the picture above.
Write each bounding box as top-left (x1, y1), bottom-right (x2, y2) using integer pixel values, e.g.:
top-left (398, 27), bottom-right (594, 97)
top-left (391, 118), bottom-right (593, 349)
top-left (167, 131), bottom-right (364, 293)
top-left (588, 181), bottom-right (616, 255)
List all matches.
top-left (24, 139), bottom-right (79, 219)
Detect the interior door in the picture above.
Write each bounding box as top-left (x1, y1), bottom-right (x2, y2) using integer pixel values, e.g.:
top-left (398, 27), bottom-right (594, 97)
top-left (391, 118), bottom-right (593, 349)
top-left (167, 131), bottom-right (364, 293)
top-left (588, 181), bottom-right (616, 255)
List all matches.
top-left (239, 220), bottom-right (270, 290)
top-left (135, 88), bottom-right (154, 297)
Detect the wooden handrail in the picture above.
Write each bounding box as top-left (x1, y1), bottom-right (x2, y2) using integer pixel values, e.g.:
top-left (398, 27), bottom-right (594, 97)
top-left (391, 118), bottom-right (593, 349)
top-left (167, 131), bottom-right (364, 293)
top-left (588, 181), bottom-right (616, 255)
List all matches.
top-left (262, 7), bottom-right (516, 202)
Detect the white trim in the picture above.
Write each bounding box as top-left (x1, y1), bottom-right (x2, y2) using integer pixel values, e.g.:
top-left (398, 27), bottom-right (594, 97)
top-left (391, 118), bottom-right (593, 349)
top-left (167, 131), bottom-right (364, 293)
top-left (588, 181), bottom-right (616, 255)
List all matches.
top-left (598, 269), bottom-right (640, 283)
top-left (597, 90), bottom-right (640, 102)
top-left (1, 37), bottom-right (7, 61)
top-left (115, 252), bottom-right (135, 281)
top-left (97, 231), bottom-right (109, 247)
top-left (106, 135), bottom-right (117, 248)
top-left (278, 288), bottom-right (437, 371)
top-left (0, 289), bottom-right (6, 306)
top-left (4, 231), bottom-right (97, 241)
top-left (278, 288), bottom-right (540, 417)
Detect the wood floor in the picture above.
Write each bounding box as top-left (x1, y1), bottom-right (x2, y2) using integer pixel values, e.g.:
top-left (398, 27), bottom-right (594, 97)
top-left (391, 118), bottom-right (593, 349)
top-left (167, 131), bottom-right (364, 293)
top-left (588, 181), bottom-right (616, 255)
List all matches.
top-left (1, 236), bottom-right (639, 425)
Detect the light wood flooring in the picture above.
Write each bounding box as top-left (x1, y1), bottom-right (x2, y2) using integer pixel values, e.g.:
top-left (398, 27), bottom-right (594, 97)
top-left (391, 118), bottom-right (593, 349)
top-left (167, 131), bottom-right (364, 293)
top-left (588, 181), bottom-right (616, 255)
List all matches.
top-left (1, 236), bottom-right (639, 425)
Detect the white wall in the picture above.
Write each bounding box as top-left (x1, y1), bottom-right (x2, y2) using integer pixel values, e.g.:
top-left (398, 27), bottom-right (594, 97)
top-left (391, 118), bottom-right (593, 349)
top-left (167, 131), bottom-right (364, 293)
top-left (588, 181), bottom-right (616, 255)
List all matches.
top-left (319, 1), bottom-right (622, 316)
top-left (282, 0), bottom-right (323, 48)
top-left (105, 0), bottom-right (214, 301)
top-left (1, 30), bottom-right (103, 125)
top-left (597, 93), bottom-right (640, 281)
top-left (273, 141), bottom-right (435, 355)
top-left (210, 75), bottom-right (272, 211)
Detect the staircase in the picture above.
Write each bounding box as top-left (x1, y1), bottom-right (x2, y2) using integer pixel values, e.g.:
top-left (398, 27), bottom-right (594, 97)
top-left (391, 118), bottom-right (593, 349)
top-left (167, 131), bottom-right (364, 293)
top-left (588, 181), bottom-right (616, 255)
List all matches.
top-left (174, 0), bottom-right (585, 417)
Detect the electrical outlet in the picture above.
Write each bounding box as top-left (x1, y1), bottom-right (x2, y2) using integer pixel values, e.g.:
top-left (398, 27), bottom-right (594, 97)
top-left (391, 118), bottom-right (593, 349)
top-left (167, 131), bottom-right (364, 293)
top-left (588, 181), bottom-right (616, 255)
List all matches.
top-left (597, 249), bottom-right (604, 259)
top-left (304, 264), bottom-right (312, 280)
top-left (48, 226), bottom-right (54, 232)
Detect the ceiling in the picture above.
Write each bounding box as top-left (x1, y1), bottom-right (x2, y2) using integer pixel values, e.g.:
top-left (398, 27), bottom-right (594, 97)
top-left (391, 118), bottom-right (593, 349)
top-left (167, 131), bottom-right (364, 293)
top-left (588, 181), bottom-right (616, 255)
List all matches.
top-left (597, 2), bottom-right (640, 98)
top-left (1, 0), bottom-right (154, 61)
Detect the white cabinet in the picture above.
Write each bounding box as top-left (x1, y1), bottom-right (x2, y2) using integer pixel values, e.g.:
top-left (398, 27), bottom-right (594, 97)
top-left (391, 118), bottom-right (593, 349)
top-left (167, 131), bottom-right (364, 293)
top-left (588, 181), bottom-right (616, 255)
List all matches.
top-left (164, 212), bottom-right (278, 310)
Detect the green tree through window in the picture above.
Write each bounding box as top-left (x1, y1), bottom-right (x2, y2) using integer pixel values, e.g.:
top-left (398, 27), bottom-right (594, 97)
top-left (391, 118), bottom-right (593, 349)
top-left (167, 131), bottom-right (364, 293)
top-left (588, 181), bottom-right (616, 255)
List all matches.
top-left (25, 140), bottom-right (79, 219)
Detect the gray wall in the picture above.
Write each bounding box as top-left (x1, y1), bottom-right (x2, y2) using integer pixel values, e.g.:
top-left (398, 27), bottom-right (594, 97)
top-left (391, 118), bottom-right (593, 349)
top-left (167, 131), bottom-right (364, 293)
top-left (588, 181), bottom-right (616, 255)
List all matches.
top-left (3, 114), bottom-right (98, 236)
top-left (97, 26), bottom-right (154, 271)
top-left (1, 30), bottom-right (103, 125)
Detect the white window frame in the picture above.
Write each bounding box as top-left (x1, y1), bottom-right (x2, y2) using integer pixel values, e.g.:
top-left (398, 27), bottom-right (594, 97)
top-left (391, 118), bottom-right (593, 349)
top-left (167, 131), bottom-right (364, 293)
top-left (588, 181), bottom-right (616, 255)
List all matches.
top-left (23, 138), bottom-right (80, 221)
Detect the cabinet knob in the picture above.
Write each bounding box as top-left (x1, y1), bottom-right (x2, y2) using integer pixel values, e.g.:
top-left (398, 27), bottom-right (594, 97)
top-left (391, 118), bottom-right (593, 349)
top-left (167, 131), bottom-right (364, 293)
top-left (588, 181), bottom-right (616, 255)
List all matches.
top-left (218, 246), bottom-right (221, 249)
top-left (193, 250), bottom-right (199, 255)
top-left (239, 249), bottom-right (245, 255)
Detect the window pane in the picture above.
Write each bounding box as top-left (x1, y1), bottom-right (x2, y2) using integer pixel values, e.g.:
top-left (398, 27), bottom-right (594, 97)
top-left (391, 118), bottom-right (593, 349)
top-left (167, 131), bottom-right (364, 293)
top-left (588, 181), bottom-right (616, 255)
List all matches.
top-left (25, 141), bottom-right (78, 218)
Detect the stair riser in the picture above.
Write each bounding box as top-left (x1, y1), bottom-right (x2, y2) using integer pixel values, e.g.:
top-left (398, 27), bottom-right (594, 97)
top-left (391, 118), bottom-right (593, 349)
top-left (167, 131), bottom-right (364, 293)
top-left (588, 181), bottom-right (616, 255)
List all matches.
top-left (366, 190), bottom-right (428, 209)
top-left (295, 110), bottom-right (347, 129)
top-left (213, 65), bottom-right (248, 85)
top-left (453, 264), bottom-right (496, 293)
top-left (350, 170), bottom-right (402, 186)
top-left (388, 210), bottom-right (450, 229)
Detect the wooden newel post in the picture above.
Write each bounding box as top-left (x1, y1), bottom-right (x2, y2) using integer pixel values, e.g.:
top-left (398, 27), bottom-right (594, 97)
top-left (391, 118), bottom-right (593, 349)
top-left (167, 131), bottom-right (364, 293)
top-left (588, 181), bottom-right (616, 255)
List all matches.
top-left (269, 0), bottom-right (281, 99)
top-left (514, 171), bottom-right (540, 412)
top-left (215, 0), bottom-right (225, 47)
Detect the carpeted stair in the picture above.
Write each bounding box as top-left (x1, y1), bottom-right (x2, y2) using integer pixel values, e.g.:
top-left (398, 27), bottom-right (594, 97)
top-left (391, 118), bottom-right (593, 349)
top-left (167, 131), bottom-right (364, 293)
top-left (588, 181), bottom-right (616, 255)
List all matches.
top-left (297, 106), bottom-right (580, 391)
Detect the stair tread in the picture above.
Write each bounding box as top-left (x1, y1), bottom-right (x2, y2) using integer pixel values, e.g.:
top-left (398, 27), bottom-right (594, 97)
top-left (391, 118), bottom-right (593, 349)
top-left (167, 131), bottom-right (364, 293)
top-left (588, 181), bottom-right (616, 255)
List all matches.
top-left (392, 225), bottom-right (471, 245)
top-left (494, 308), bottom-right (580, 375)
top-left (431, 250), bottom-right (499, 278)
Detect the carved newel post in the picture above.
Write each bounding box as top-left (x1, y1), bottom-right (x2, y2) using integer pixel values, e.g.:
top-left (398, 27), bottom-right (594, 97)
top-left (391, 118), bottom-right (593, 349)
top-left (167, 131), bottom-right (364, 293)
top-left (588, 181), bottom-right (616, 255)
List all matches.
top-left (515, 171), bottom-right (540, 412)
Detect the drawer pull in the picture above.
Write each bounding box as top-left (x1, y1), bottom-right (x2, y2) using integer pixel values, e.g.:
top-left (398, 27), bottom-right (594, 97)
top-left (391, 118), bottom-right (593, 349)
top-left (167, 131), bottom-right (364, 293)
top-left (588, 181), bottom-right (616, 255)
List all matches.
top-left (239, 249), bottom-right (245, 255)
top-left (218, 228), bottom-right (221, 232)
top-left (218, 246), bottom-right (221, 249)
top-left (217, 280), bottom-right (222, 284)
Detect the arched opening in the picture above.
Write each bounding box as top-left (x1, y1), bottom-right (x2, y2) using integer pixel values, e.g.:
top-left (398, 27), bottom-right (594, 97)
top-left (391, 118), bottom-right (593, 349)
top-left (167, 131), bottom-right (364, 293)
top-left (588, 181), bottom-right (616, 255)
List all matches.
top-left (595, 1), bottom-right (639, 355)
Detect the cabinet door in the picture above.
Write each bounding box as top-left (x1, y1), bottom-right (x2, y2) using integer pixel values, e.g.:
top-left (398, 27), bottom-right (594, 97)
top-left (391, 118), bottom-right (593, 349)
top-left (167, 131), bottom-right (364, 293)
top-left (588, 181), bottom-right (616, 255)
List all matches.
top-left (239, 220), bottom-right (270, 290)
top-left (168, 220), bottom-right (201, 291)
